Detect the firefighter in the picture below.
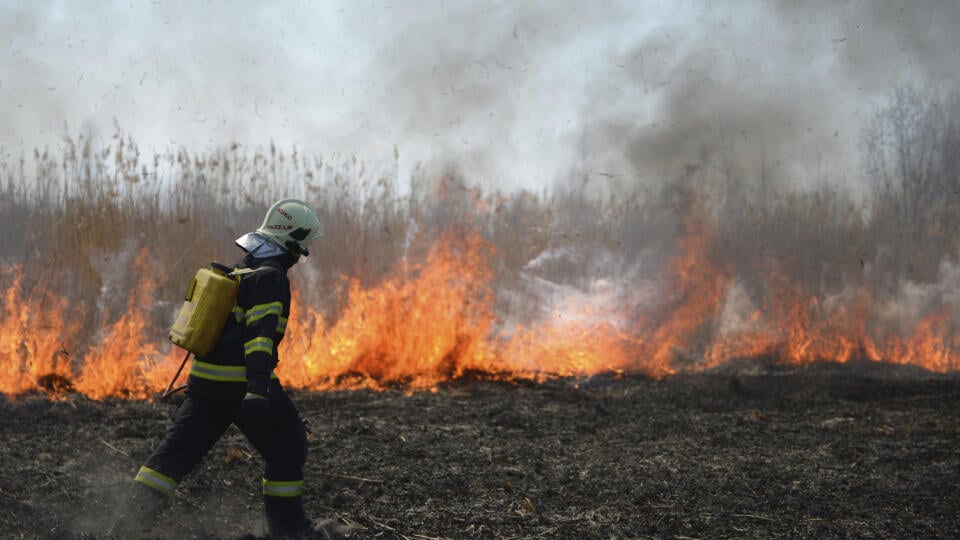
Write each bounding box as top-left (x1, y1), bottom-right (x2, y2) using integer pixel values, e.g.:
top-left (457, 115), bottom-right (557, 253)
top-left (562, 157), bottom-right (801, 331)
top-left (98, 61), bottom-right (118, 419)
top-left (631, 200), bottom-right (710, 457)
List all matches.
top-left (116, 199), bottom-right (337, 539)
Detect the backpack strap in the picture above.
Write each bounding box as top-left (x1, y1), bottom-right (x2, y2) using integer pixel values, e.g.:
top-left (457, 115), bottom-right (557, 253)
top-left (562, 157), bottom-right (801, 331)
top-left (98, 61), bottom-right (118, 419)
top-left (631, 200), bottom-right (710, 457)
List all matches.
top-left (228, 267), bottom-right (258, 278)
top-left (227, 265), bottom-right (275, 280)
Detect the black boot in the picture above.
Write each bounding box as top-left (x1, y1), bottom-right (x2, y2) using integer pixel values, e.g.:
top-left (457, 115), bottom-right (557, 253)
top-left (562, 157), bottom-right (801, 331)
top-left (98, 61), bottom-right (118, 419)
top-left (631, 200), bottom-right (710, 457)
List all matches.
top-left (264, 495), bottom-right (311, 539)
top-left (108, 482), bottom-right (168, 538)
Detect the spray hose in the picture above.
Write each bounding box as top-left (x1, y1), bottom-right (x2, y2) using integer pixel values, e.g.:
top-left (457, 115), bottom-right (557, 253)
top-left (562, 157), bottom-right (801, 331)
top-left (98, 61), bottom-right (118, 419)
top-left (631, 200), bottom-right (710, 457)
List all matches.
top-left (160, 349), bottom-right (191, 401)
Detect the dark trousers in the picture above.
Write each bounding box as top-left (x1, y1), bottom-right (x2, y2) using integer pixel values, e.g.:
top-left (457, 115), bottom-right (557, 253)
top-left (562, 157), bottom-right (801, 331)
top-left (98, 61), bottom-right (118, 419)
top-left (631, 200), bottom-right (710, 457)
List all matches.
top-left (145, 381), bottom-right (306, 483)
top-left (138, 380), bottom-right (309, 535)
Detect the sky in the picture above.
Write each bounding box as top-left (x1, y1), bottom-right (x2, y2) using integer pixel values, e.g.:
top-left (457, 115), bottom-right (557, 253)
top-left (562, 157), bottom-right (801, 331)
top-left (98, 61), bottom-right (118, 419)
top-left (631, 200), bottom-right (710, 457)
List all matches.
top-left (2, 0), bottom-right (959, 196)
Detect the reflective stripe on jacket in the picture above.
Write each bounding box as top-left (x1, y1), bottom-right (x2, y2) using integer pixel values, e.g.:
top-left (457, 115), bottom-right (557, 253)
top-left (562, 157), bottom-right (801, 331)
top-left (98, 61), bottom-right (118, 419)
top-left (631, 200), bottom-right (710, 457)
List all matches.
top-left (187, 256), bottom-right (291, 392)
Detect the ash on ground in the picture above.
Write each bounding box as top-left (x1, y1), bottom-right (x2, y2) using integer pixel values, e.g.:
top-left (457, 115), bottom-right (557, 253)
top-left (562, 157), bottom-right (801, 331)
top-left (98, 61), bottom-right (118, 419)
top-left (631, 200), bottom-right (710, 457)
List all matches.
top-left (2, 360), bottom-right (959, 539)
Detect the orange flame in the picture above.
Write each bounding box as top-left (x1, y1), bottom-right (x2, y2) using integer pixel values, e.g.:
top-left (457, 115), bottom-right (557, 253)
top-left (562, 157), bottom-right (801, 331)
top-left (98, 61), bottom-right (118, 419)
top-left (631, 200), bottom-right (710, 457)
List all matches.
top-left (1, 214), bottom-right (959, 401)
top-left (74, 249), bottom-right (181, 400)
top-left (280, 231), bottom-right (503, 390)
top-left (636, 209), bottom-right (732, 374)
top-left (0, 267), bottom-right (77, 396)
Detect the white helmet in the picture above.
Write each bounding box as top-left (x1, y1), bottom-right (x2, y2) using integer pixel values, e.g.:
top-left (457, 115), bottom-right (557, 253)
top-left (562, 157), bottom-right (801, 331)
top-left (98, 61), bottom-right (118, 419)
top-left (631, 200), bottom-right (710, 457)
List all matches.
top-left (255, 198), bottom-right (323, 256)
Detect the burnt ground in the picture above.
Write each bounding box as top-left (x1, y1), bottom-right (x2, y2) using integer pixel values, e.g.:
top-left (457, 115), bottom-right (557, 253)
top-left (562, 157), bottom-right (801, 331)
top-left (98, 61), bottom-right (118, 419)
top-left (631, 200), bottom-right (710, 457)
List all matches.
top-left (1, 360), bottom-right (959, 539)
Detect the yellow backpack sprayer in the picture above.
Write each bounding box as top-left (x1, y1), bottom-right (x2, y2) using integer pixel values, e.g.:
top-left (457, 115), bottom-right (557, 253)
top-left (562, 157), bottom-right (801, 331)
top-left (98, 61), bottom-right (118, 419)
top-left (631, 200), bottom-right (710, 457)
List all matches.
top-left (161, 263), bottom-right (258, 399)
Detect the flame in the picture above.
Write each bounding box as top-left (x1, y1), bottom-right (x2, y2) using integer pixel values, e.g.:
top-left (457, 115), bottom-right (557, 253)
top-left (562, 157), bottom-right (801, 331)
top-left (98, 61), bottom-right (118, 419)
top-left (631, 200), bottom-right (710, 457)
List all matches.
top-left (280, 230), bottom-right (503, 390)
top-left (73, 249), bottom-right (182, 400)
top-left (0, 266), bottom-right (77, 396)
top-left (883, 308), bottom-right (957, 371)
top-left (636, 209), bottom-right (732, 374)
top-left (2, 209), bottom-right (959, 401)
top-left (705, 273), bottom-right (959, 371)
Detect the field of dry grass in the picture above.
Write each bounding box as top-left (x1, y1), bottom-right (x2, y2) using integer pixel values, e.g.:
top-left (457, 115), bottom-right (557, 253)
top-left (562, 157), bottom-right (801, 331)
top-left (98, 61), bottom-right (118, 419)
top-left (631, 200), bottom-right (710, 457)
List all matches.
top-left (1, 87), bottom-right (959, 390)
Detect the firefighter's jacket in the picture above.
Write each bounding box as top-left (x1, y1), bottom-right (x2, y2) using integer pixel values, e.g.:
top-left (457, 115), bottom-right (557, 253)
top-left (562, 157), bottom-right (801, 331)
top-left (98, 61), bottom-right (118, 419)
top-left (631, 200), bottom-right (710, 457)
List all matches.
top-left (187, 253), bottom-right (294, 397)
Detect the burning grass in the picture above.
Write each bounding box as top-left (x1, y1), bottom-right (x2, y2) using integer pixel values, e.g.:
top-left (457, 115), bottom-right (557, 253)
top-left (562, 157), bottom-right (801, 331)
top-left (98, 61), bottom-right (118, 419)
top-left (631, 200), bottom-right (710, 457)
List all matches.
top-left (2, 105), bottom-right (960, 399)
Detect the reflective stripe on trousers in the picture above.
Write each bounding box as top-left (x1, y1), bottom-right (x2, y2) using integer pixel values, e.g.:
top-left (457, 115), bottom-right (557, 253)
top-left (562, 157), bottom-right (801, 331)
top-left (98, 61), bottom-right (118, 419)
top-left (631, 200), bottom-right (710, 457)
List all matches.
top-left (263, 478), bottom-right (304, 498)
top-left (135, 466), bottom-right (178, 496)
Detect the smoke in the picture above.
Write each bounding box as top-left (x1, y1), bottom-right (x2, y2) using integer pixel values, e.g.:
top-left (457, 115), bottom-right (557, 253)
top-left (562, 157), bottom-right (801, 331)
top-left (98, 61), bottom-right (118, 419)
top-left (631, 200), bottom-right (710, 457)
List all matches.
top-left (575, 0), bottom-right (960, 196)
top-left (64, 426), bottom-right (267, 538)
top-left (504, 246), bottom-right (656, 336)
top-left (877, 259), bottom-right (960, 336)
top-left (2, 1), bottom-right (958, 196)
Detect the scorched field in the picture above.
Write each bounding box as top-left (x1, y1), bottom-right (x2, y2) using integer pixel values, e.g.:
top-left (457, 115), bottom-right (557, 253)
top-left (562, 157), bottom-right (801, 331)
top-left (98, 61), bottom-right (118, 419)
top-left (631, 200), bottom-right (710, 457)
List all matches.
top-left (1, 361), bottom-right (958, 539)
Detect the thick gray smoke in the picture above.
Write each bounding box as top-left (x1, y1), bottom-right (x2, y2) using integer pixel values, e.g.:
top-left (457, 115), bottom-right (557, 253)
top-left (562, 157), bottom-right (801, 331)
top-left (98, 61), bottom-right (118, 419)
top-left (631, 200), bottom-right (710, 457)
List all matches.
top-left (2, 1), bottom-right (958, 195)
top-left (576, 0), bottom-right (960, 195)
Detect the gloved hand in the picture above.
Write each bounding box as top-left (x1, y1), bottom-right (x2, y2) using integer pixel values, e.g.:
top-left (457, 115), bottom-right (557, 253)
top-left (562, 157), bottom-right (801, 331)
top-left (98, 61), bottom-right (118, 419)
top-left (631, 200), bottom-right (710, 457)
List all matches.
top-left (242, 380), bottom-right (270, 426)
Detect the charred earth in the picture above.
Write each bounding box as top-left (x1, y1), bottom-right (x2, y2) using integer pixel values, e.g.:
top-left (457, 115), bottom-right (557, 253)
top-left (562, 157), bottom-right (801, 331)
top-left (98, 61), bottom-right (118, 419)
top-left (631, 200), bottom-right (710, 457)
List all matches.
top-left (1, 360), bottom-right (958, 539)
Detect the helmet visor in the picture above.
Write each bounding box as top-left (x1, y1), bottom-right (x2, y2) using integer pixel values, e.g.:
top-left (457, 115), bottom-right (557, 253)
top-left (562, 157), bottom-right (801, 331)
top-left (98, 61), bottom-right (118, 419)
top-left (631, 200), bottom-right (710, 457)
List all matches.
top-left (235, 232), bottom-right (286, 258)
